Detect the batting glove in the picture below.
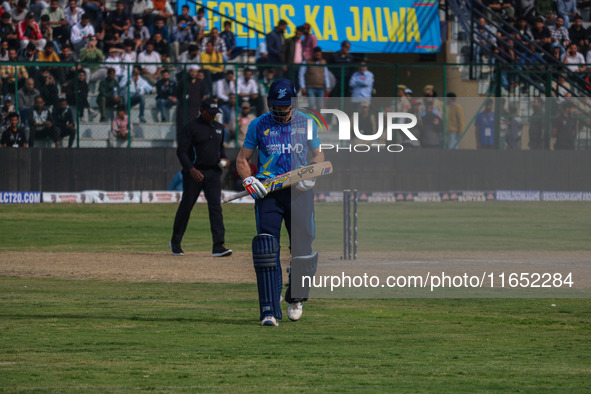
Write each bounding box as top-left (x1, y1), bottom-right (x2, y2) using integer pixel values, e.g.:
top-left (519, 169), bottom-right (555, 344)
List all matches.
top-left (243, 176), bottom-right (268, 199)
top-left (296, 178), bottom-right (316, 192)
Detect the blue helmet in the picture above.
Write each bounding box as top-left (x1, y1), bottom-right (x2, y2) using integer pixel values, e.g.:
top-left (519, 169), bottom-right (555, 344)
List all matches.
top-left (267, 79), bottom-right (297, 123)
top-left (268, 79), bottom-right (297, 106)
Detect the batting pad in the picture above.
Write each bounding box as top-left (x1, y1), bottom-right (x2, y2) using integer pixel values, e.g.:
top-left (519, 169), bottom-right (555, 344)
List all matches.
top-left (252, 234), bottom-right (282, 320)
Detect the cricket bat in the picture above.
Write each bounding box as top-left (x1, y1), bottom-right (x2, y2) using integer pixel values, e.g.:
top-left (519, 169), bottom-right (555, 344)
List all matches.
top-left (222, 161), bottom-right (333, 203)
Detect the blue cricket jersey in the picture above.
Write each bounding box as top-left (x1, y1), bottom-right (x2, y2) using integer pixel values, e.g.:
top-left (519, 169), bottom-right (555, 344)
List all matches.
top-left (243, 111), bottom-right (321, 180)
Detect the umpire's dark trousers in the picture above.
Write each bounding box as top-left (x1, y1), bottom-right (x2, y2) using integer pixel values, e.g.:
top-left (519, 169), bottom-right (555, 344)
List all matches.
top-left (171, 167), bottom-right (225, 251)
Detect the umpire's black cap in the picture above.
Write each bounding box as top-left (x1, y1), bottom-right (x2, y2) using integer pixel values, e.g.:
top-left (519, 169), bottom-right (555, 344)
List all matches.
top-left (201, 98), bottom-right (222, 114)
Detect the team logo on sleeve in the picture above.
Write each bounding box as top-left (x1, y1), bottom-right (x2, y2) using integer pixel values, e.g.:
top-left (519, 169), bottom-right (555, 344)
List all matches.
top-left (277, 89), bottom-right (287, 99)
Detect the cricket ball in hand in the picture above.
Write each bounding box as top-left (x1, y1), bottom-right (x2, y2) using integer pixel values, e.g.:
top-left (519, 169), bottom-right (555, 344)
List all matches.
top-left (218, 159), bottom-right (229, 169)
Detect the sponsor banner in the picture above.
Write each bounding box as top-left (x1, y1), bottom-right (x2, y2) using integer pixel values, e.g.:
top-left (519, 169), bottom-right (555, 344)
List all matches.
top-left (178, 0), bottom-right (441, 53)
top-left (495, 190), bottom-right (541, 202)
top-left (413, 192), bottom-right (442, 202)
top-left (541, 191), bottom-right (591, 201)
top-left (85, 191), bottom-right (142, 203)
top-left (142, 191), bottom-right (183, 203)
top-left (0, 191), bottom-right (42, 204)
top-left (42, 192), bottom-right (92, 203)
top-left (315, 191), bottom-right (343, 203)
top-left (361, 192), bottom-right (396, 203)
top-left (456, 191), bottom-right (493, 202)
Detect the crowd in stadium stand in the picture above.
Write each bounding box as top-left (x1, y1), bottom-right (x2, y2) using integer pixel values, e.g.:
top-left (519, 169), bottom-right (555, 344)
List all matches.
top-left (475, 0), bottom-right (591, 86)
top-left (0, 0), bottom-right (379, 148)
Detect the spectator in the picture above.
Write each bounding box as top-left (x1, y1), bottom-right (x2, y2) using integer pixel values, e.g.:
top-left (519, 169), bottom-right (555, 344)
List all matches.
top-left (446, 93), bottom-right (466, 150)
top-left (131, 0), bottom-right (154, 26)
top-left (176, 66), bottom-right (206, 129)
top-left (18, 77), bottom-right (40, 119)
top-left (483, 0), bottom-right (515, 20)
top-left (561, 43), bottom-right (585, 72)
top-left (266, 19), bottom-right (286, 65)
top-left (531, 16), bottom-right (552, 52)
top-left (41, 0), bottom-right (68, 44)
top-left (282, 25), bottom-right (304, 84)
top-left (220, 93), bottom-right (236, 143)
top-left (70, 14), bottom-right (95, 52)
top-left (17, 12), bottom-right (46, 50)
top-left (149, 16), bottom-right (169, 43)
top-left (1, 112), bottom-right (27, 147)
top-left (0, 48), bottom-right (28, 97)
top-left (27, 96), bottom-right (59, 147)
top-left (505, 103), bottom-right (522, 149)
top-left (349, 62), bottom-right (374, 107)
top-left (105, 46), bottom-right (125, 80)
top-left (552, 100), bottom-right (577, 149)
top-left (9, 0), bottom-right (28, 25)
top-left (569, 16), bottom-right (588, 52)
top-left (329, 40), bottom-right (354, 97)
top-left (556, 0), bottom-right (577, 27)
top-left (257, 68), bottom-right (275, 112)
top-left (64, 69), bottom-right (90, 119)
top-left (197, 70), bottom-right (210, 98)
top-left (109, 105), bottom-right (132, 147)
top-left (172, 15), bottom-right (193, 57)
top-left (97, 67), bottom-right (121, 122)
top-left (79, 36), bottom-right (105, 87)
top-left (0, 12), bottom-right (17, 45)
top-left (150, 0), bottom-right (172, 20)
top-left (552, 73), bottom-right (573, 97)
top-left (237, 101), bottom-right (255, 146)
top-left (101, 19), bottom-right (122, 55)
top-left (81, 0), bottom-right (104, 28)
top-left (121, 67), bottom-right (152, 123)
top-left (420, 99), bottom-right (443, 148)
top-left (152, 31), bottom-right (170, 61)
top-left (121, 39), bottom-right (137, 63)
top-left (535, 0), bottom-right (555, 22)
top-left (137, 40), bottom-right (162, 85)
top-left (39, 15), bottom-right (54, 43)
top-left (176, 43), bottom-right (199, 81)
top-left (355, 102), bottom-right (377, 140)
top-left (38, 40), bottom-right (60, 62)
top-left (214, 70), bottom-right (235, 106)
top-left (38, 70), bottom-right (59, 106)
top-left (193, 7), bottom-right (207, 42)
top-left (475, 98), bottom-right (495, 149)
top-left (528, 97), bottom-right (545, 149)
top-left (201, 27), bottom-right (227, 59)
top-left (221, 20), bottom-right (243, 60)
top-left (125, 16), bottom-right (149, 51)
top-left (200, 40), bottom-right (224, 93)
top-left (1, 95), bottom-right (16, 128)
top-left (237, 68), bottom-right (259, 107)
top-left (0, 41), bottom-right (8, 61)
top-left (514, 0), bottom-right (535, 21)
top-left (395, 84), bottom-right (411, 112)
top-left (515, 17), bottom-right (532, 43)
top-left (473, 17), bottom-right (497, 63)
top-left (52, 98), bottom-right (75, 147)
top-left (302, 22), bottom-right (318, 61)
top-left (299, 47), bottom-right (330, 110)
top-left (156, 69), bottom-right (177, 122)
top-left (107, 0), bottom-right (130, 37)
top-left (549, 16), bottom-right (571, 50)
top-left (64, 0), bottom-right (85, 28)
top-left (254, 40), bottom-right (268, 73)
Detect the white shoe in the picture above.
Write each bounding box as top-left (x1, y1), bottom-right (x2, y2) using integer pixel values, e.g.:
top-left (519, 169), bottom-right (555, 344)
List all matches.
top-left (261, 315), bottom-right (278, 326)
top-left (287, 302), bottom-right (303, 321)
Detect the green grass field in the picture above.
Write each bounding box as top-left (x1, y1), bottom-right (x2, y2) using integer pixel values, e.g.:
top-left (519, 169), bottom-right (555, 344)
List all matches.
top-left (1, 203), bottom-right (590, 391)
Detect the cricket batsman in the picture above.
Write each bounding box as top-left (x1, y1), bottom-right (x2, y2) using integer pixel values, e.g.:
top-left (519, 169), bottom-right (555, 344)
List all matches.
top-left (236, 79), bottom-right (324, 326)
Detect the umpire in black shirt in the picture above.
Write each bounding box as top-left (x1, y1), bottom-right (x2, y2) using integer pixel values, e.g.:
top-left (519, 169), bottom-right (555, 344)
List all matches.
top-left (170, 98), bottom-right (232, 257)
